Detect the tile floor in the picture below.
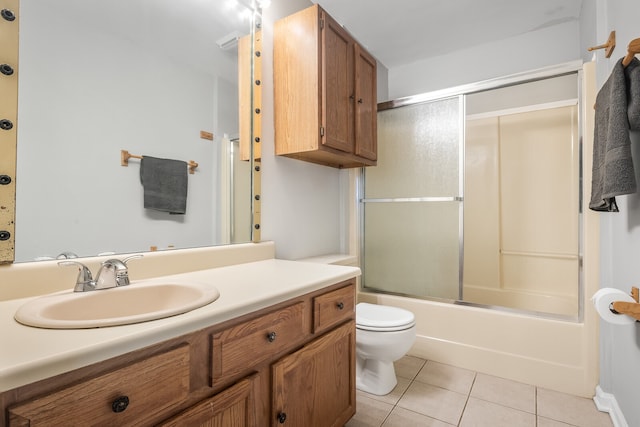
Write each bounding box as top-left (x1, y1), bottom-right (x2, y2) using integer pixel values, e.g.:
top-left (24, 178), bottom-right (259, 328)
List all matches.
top-left (346, 356), bottom-right (613, 427)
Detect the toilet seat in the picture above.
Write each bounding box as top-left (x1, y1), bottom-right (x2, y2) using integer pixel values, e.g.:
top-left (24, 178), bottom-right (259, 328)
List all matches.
top-left (356, 303), bottom-right (416, 332)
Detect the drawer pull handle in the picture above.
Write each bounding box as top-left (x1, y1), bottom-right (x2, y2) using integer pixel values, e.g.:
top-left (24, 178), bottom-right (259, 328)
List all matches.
top-left (112, 396), bottom-right (130, 413)
top-left (267, 331), bottom-right (277, 342)
top-left (336, 302), bottom-right (344, 310)
top-left (277, 412), bottom-right (287, 423)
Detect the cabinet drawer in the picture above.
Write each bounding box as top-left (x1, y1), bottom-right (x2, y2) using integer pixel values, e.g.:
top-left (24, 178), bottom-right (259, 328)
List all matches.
top-left (313, 282), bottom-right (355, 333)
top-left (8, 345), bottom-right (190, 426)
top-left (211, 302), bottom-right (307, 385)
top-left (160, 373), bottom-right (259, 426)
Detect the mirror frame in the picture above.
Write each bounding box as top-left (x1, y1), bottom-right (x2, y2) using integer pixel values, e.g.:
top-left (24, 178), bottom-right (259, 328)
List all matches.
top-left (0, 0), bottom-right (18, 263)
top-left (0, 0), bottom-right (262, 264)
top-left (249, 7), bottom-right (262, 243)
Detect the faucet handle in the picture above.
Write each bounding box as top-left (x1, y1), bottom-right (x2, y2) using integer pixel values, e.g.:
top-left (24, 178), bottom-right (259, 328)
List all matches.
top-left (98, 254), bottom-right (142, 288)
top-left (58, 261), bottom-right (95, 292)
top-left (122, 254), bottom-right (143, 265)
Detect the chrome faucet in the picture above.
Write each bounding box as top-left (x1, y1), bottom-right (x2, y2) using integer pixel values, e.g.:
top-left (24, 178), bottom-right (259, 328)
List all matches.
top-left (59, 254), bottom-right (143, 292)
top-left (59, 261), bottom-right (96, 292)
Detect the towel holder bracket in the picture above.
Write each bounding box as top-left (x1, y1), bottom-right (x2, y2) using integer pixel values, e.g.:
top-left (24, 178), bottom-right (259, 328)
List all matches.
top-left (588, 31), bottom-right (616, 58)
top-left (610, 287), bottom-right (640, 322)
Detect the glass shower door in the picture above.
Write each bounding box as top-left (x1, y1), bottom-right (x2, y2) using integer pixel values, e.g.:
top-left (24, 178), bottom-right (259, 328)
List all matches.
top-left (361, 96), bottom-right (463, 300)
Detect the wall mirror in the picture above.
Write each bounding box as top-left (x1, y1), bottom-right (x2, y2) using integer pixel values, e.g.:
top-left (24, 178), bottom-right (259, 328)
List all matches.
top-left (1, 0), bottom-right (261, 263)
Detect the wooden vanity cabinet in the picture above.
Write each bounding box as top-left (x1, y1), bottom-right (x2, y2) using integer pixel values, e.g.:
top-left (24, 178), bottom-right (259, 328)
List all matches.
top-left (1, 279), bottom-right (356, 427)
top-left (274, 4), bottom-right (377, 168)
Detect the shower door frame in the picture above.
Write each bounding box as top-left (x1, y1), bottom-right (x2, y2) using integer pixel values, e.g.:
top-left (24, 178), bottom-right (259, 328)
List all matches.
top-left (358, 60), bottom-right (585, 322)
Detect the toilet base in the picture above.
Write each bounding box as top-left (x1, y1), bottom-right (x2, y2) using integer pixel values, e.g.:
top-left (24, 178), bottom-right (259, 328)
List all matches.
top-left (356, 356), bottom-right (397, 396)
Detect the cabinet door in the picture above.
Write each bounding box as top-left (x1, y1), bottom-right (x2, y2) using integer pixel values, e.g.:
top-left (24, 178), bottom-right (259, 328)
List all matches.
top-left (321, 10), bottom-right (354, 154)
top-left (354, 44), bottom-right (377, 161)
top-left (272, 321), bottom-right (355, 427)
top-left (160, 374), bottom-right (260, 427)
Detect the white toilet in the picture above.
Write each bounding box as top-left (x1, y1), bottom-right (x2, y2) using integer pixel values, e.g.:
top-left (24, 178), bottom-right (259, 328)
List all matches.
top-left (355, 302), bottom-right (416, 395)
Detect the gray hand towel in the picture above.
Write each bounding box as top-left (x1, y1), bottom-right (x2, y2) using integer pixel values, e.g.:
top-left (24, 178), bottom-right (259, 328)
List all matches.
top-left (140, 156), bottom-right (188, 214)
top-left (590, 58), bottom-right (637, 212)
top-left (626, 57), bottom-right (640, 130)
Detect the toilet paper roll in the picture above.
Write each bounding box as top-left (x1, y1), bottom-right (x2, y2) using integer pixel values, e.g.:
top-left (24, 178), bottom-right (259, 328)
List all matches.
top-left (591, 288), bottom-right (636, 325)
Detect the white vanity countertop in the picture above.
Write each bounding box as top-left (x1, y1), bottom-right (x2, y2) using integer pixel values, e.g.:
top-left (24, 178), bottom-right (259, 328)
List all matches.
top-left (0, 258), bottom-right (361, 392)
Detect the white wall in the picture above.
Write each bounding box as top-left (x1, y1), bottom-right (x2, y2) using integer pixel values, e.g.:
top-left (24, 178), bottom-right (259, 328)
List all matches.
top-left (388, 21), bottom-right (581, 100)
top-left (588, 1), bottom-right (640, 425)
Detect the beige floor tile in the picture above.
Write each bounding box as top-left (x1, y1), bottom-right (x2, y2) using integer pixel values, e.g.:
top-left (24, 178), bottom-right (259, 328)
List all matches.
top-left (470, 373), bottom-right (535, 413)
top-left (537, 416), bottom-right (577, 426)
top-left (346, 393), bottom-right (394, 427)
top-left (382, 406), bottom-right (455, 427)
top-left (397, 381), bottom-right (467, 425)
top-left (537, 388), bottom-right (613, 427)
top-left (395, 355), bottom-right (426, 380)
top-left (459, 397), bottom-right (536, 427)
top-left (415, 360), bottom-right (476, 395)
top-left (360, 377), bottom-right (412, 406)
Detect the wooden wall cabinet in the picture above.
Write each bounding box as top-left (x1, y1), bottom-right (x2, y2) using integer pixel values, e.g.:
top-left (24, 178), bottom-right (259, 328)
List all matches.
top-left (2, 280), bottom-right (356, 427)
top-left (274, 5), bottom-right (377, 169)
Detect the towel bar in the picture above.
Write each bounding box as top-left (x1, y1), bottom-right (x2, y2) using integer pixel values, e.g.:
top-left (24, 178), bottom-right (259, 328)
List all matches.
top-left (121, 150), bottom-right (198, 174)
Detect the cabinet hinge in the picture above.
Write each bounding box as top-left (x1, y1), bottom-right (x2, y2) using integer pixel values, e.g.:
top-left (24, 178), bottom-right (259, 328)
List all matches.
top-left (320, 18), bottom-right (324, 29)
top-left (320, 126), bottom-right (325, 137)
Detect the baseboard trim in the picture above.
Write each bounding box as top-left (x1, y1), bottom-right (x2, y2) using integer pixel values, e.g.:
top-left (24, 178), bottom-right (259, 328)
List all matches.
top-left (594, 385), bottom-right (628, 427)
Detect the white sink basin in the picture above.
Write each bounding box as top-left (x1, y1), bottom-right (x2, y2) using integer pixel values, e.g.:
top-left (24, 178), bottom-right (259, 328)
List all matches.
top-left (14, 281), bottom-right (220, 329)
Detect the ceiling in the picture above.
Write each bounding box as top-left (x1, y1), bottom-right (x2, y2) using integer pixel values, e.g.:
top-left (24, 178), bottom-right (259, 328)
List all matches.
top-left (313, 0), bottom-right (584, 69)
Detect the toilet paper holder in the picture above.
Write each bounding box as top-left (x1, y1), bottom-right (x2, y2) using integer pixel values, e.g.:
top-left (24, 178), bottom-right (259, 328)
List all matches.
top-left (610, 287), bottom-right (640, 321)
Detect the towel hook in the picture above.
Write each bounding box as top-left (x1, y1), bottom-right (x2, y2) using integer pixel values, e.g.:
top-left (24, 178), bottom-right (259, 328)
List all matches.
top-left (622, 37), bottom-right (640, 67)
top-left (588, 31), bottom-right (616, 58)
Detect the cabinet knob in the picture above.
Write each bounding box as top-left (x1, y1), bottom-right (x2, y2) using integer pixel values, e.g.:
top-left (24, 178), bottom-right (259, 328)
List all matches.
top-left (277, 412), bottom-right (287, 424)
top-left (267, 331), bottom-right (277, 342)
top-left (358, 98), bottom-right (363, 104)
top-left (111, 396), bottom-right (130, 413)
top-left (336, 302), bottom-right (344, 310)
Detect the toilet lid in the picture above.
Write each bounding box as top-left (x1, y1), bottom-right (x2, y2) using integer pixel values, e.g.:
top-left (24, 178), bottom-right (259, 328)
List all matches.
top-left (356, 303), bottom-right (415, 331)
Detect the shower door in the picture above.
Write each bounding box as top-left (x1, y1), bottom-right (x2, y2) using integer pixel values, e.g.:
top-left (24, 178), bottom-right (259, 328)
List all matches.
top-left (361, 96), bottom-right (464, 300)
